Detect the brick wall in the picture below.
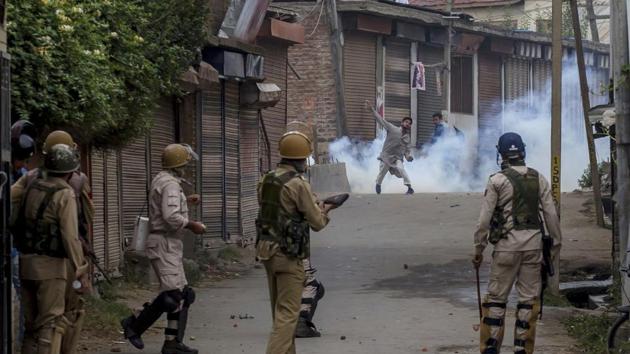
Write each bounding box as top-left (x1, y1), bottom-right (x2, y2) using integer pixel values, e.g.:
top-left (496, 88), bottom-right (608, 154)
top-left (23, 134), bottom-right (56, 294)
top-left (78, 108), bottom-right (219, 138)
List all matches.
top-left (287, 4), bottom-right (338, 161)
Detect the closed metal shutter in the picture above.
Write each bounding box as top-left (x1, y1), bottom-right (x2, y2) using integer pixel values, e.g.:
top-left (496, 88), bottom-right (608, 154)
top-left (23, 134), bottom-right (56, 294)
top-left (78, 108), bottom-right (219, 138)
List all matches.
top-left (260, 39), bottom-right (288, 166)
top-left (532, 60), bottom-right (551, 94)
top-left (478, 52), bottom-right (502, 154)
top-left (90, 150), bottom-right (106, 268)
top-left (120, 136), bottom-right (149, 243)
top-left (417, 44), bottom-right (444, 146)
top-left (343, 31), bottom-right (376, 140)
top-left (224, 81), bottom-right (241, 243)
top-left (505, 57), bottom-right (531, 107)
top-left (150, 98), bottom-right (176, 179)
top-left (105, 150), bottom-right (122, 271)
top-left (240, 107), bottom-right (259, 245)
top-left (385, 39), bottom-right (410, 125)
top-left (200, 87), bottom-right (223, 243)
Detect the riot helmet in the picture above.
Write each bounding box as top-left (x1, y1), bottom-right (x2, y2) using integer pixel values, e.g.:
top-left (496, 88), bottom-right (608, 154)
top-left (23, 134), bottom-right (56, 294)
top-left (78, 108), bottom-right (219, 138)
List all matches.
top-left (279, 131), bottom-right (312, 160)
top-left (11, 120), bottom-right (36, 161)
top-left (162, 144), bottom-right (198, 169)
top-left (45, 144), bottom-right (80, 174)
top-left (43, 130), bottom-right (77, 154)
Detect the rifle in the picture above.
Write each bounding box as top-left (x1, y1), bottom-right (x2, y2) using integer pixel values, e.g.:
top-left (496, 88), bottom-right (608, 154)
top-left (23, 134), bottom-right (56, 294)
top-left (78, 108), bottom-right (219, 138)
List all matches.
top-left (79, 223), bottom-right (112, 284)
top-left (539, 223), bottom-right (555, 319)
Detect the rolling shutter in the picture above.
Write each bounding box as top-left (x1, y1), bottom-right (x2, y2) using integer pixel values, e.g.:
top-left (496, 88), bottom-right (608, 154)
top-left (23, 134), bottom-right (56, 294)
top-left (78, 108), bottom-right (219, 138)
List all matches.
top-left (105, 150), bottom-right (122, 271)
top-left (385, 39), bottom-right (411, 125)
top-left (260, 39), bottom-right (288, 166)
top-left (532, 59), bottom-right (551, 94)
top-left (343, 31), bottom-right (376, 140)
top-left (505, 57), bottom-right (530, 108)
top-left (240, 107), bottom-right (259, 245)
top-left (417, 44), bottom-right (444, 146)
top-left (150, 98), bottom-right (176, 179)
top-left (90, 150), bottom-right (106, 268)
top-left (224, 81), bottom-right (241, 243)
top-left (200, 87), bottom-right (223, 243)
top-left (478, 52), bottom-right (502, 155)
top-left (120, 136), bottom-right (148, 243)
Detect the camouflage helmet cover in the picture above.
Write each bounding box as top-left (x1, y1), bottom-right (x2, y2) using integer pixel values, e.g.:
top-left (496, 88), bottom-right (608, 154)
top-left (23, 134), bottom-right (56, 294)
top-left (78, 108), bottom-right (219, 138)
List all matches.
top-left (45, 144), bottom-right (80, 174)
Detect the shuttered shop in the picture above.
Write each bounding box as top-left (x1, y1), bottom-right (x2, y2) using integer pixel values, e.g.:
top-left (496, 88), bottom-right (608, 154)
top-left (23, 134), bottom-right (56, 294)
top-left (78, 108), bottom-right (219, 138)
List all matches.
top-left (120, 137), bottom-right (148, 243)
top-left (90, 150), bottom-right (122, 272)
top-left (417, 44), bottom-right (444, 145)
top-left (385, 39), bottom-right (410, 125)
top-left (240, 107), bottom-right (259, 244)
top-left (260, 40), bottom-right (288, 166)
top-left (478, 52), bottom-right (502, 153)
top-left (200, 87), bottom-right (224, 243)
top-left (532, 60), bottom-right (551, 94)
top-left (224, 82), bottom-right (242, 243)
top-left (150, 98), bottom-right (176, 178)
top-left (505, 57), bottom-right (530, 107)
top-left (343, 31), bottom-right (376, 140)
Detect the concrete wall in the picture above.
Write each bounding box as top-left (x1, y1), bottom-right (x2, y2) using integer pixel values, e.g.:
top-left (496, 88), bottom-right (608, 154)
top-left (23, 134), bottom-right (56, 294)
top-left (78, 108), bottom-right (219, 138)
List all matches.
top-left (286, 4), bottom-right (338, 161)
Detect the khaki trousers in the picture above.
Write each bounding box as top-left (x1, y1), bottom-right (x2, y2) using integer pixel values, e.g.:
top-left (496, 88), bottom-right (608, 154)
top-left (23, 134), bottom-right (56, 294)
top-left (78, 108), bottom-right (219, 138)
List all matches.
top-left (21, 278), bottom-right (68, 354)
top-left (262, 252), bottom-right (305, 354)
top-left (376, 161), bottom-right (411, 185)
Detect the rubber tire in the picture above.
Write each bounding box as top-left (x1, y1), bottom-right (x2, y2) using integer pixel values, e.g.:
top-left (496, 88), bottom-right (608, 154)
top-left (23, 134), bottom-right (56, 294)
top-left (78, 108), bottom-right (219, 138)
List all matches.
top-left (608, 312), bottom-right (630, 353)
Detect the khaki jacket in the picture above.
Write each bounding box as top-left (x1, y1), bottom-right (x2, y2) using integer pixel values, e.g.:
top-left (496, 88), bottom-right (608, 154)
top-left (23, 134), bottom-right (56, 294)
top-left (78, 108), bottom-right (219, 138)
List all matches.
top-left (12, 169), bottom-right (94, 236)
top-left (146, 170), bottom-right (189, 291)
top-left (19, 177), bottom-right (89, 281)
top-left (474, 166), bottom-right (562, 256)
top-left (256, 164), bottom-right (329, 260)
top-left (371, 108), bottom-right (411, 167)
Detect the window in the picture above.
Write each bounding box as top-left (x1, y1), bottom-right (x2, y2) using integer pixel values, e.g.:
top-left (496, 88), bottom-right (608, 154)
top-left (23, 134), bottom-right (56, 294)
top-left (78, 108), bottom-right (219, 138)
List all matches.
top-left (536, 19), bottom-right (552, 34)
top-left (450, 55), bottom-right (474, 114)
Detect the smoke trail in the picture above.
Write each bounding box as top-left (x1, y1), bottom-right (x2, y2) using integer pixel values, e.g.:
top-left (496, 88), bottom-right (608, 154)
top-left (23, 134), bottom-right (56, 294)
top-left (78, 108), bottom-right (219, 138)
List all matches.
top-left (329, 58), bottom-right (610, 193)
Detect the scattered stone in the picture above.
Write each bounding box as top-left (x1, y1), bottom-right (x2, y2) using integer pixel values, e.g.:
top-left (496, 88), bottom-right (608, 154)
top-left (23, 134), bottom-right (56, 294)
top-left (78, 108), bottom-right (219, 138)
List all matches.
top-left (352, 257), bottom-right (358, 262)
top-left (230, 315), bottom-right (236, 319)
top-left (233, 323), bottom-right (238, 328)
top-left (254, 264), bottom-right (263, 269)
top-left (448, 313), bottom-right (453, 316)
top-left (340, 336), bottom-right (346, 340)
top-left (421, 348), bottom-right (428, 352)
top-left (190, 336), bottom-right (196, 341)
top-left (450, 204), bottom-right (460, 208)
top-left (403, 264), bottom-right (409, 270)
top-left (110, 348), bottom-right (121, 353)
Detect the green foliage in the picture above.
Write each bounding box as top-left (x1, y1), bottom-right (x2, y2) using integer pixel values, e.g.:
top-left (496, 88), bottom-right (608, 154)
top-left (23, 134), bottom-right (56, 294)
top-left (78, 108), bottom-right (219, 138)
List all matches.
top-left (578, 161), bottom-right (607, 189)
top-left (9, 0), bottom-right (208, 149)
top-left (84, 295), bottom-right (130, 332)
top-left (562, 313), bottom-right (614, 354)
top-left (542, 289), bottom-right (572, 307)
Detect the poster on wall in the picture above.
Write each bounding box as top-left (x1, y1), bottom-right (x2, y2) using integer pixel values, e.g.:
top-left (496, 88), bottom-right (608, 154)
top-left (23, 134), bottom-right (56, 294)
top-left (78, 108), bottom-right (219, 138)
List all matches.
top-left (411, 62), bottom-right (426, 91)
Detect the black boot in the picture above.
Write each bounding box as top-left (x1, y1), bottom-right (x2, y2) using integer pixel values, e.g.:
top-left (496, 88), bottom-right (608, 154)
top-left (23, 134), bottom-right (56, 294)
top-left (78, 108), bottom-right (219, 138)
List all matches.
top-left (295, 317), bottom-right (321, 338)
top-left (161, 339), bottom-right (199, 354)
top-left (120, 316), bottom-right (144, 350)
top-left (405, 185), bottom-right (414, 195)
top-left (376, 184), bottom-right (381, 194)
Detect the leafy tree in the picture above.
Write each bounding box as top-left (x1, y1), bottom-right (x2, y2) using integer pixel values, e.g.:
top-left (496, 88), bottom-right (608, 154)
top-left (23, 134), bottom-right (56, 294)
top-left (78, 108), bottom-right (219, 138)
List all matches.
top-left (9, 0), bottom-right (208, 148)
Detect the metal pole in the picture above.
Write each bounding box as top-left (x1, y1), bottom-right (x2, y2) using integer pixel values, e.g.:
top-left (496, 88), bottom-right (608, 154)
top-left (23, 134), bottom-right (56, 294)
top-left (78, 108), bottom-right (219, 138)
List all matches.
top-left (613, 0), bottom-right (630, 305)
top-left (551, 0), bottom-right (562, 214)
top-left (443, 0), bottom-right (453, 115)
top-left (570, 0), bottom-right (605, 227)
top-left (326, 0), bottom-right (348, 138)
top-left (585, 0), bottom-right (600, 42)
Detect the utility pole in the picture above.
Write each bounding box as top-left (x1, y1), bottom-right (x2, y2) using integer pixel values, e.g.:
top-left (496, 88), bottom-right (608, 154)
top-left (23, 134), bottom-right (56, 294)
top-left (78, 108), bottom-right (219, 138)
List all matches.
top-left (585, 0), bottom-right (600, 42)
top-left (549, 0), bottom-right (563, 295)
top-left (443, 0), bottom-right (453, 114)
top-left (326, 0), bottom-right (348, 138)
top-left (570, 0), bottom-right (605, 227)
top-left (612, 0), bottom-right (630, 304)
top-left (551, 0), bottom-right (562, 214)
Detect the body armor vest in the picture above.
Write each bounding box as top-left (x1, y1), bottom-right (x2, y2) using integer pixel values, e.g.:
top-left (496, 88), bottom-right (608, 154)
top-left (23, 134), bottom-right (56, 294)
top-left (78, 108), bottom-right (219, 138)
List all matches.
top-left (13, 180), bottom-right (68, 258)
top-left (489, 168), bottom-right (542, 244)
top-left (256, 170), bottom-right (310, 259)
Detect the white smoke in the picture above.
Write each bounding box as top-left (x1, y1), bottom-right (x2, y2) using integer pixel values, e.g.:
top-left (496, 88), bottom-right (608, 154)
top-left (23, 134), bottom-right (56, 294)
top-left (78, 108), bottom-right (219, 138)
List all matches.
top-left (330, 58), bottom-right (611, 194)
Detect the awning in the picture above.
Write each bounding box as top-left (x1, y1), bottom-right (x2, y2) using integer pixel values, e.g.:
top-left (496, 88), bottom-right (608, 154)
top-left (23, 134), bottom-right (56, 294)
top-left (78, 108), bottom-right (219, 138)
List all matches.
top-left (240, 82), bottom-right (281, 108)
top-left (178, 62), bottom-right (219, 91)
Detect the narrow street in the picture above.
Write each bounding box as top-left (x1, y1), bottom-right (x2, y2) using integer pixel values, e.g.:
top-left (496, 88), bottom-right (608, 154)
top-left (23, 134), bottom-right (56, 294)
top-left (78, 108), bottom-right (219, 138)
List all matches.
top-left (101, 192), bottom-right (608, 354)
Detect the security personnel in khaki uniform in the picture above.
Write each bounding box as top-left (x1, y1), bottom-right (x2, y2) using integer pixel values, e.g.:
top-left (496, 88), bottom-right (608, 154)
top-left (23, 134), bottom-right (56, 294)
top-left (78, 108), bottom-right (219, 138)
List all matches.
top-left (121, 143), bottom-right (205, 354)
top-left (257, 131), bottom-right (332, 354)
top-left (473, 133), bottom-right (561, 354)
top-left (12, 143), bottom-right (90, 354)
top-left (12, 131), bottom-right (94, 354)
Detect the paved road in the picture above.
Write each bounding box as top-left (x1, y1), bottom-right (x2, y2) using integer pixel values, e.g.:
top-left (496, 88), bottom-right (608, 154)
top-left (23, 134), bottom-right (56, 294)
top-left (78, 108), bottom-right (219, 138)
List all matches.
top-left (102, 193), bottom-right (606, 354)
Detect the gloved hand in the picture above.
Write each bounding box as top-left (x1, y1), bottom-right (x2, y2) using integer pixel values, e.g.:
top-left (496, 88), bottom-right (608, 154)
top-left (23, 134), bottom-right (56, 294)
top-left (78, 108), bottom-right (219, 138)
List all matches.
top-left (472, 253), bottom-right (483, 268)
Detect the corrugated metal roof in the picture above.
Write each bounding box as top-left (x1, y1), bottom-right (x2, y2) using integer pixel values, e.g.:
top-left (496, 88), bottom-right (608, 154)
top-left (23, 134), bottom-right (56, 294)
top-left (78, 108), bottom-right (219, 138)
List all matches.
top-left (409, 0), bottom-right (522, 9)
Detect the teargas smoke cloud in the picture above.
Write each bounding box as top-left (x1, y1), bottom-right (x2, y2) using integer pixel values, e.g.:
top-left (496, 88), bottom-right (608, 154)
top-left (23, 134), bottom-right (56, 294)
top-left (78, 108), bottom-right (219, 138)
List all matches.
top-left (329, 59), bottom-right (610, 194)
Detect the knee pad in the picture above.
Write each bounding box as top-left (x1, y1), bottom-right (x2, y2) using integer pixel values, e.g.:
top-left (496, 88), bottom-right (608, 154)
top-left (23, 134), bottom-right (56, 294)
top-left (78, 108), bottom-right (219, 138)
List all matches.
top-left (158, 290), bottom-right (183, 313)
top-left (183, 286), bottom-right (196, 307)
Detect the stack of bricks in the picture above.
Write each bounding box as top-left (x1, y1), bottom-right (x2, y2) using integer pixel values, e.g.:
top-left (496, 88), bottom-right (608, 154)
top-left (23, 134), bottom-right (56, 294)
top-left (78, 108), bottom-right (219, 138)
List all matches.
top-left (287, 3), bottom-right (338, 162)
